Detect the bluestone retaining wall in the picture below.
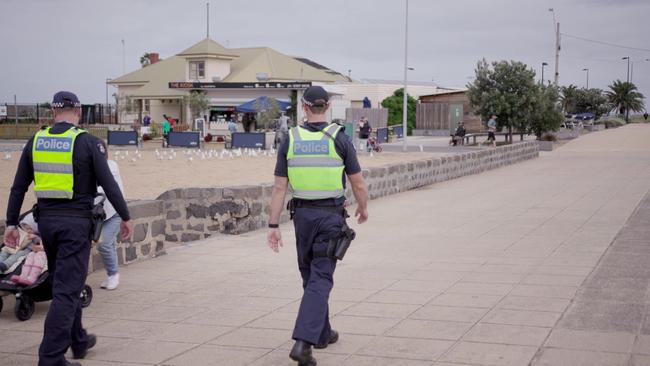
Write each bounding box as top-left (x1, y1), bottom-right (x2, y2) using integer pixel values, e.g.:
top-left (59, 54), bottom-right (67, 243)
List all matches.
top-left (1, 141), bottom-right (538, 272)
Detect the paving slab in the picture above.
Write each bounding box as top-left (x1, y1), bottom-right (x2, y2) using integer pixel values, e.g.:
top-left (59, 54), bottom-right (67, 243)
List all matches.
top-left (2, 124), bottom-right (650, 365)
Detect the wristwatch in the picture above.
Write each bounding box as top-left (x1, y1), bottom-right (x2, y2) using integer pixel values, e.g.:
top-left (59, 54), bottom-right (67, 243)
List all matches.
top-left (268, 223), bottom-right (279, 228)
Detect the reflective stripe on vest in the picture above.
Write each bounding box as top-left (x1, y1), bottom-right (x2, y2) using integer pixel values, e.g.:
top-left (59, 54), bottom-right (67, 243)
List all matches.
top-left (32, 126), bottom-right (86, 199)
top-left (287, 124), bottom-right (345, 200)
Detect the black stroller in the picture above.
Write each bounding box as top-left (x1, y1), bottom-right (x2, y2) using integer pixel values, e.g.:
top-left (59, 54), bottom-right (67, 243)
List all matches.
top-left (0, 209), bottom-right (93, 321)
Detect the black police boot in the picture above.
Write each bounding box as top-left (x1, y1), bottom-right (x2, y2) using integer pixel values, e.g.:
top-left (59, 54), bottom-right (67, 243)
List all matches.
top-left (314, 330), bottom-right (339, 349)
top-left (289, 340), bottom-right (317, 366)
top-left (72, 333), bottom-right (97, 359)
top-left (64, 361), bottom-right (82, 366)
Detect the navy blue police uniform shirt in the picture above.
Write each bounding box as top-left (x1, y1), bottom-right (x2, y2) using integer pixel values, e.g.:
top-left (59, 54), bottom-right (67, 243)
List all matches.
top-left (6, 122), bottom-right (131, 225)
top-left (274, 122), bottom-right (362, 206)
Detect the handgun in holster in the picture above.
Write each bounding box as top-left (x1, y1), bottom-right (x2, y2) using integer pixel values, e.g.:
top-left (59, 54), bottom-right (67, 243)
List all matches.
top-left (327, 224), bottom-right (356, 261)
top-left (91, 194), bottom-right (107, 242)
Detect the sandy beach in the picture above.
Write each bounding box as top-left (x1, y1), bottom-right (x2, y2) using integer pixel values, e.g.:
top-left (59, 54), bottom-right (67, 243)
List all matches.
top-left (0, 143), bottom-right (436, 219)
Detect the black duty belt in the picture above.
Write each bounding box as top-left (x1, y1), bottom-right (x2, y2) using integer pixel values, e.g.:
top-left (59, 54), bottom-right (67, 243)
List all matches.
top-left (37, 208), bottom-right (93, 219)
top-left (288, 199), bottom-right (347, 219)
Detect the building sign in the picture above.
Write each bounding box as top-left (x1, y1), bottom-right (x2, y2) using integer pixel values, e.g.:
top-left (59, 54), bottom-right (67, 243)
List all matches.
top-left (169, 82), bottom-right (312, 90)
top-left (0, 105), bottom-right (6, 117)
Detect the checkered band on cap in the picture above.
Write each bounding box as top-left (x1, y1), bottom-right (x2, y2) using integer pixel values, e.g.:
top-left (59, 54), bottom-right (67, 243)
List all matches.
top-left (51, 101), bottom-right (81, 108)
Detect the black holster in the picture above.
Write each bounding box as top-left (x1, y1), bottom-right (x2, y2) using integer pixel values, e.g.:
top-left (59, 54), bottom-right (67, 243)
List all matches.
top-left (324, 224), bottom-right (356, 261)
top-left (91, 195), bottom-right (107, 242)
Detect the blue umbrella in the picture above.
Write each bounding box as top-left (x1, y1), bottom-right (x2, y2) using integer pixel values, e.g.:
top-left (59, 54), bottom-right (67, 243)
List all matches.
top-left (236, 96), bottom-right (291, 113)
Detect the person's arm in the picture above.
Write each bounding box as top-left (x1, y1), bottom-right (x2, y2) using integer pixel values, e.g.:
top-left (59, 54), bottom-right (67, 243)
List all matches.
top-left (266, 176), bottom-right (288, 253)
top-left (4, 139), bottom-right (35, 247)
top-left (267, 139), bottom-right (289, 252)
top-left (348, 172), bottom-right (369, 224)
top-left (90, 138), bottom-right (133, 240)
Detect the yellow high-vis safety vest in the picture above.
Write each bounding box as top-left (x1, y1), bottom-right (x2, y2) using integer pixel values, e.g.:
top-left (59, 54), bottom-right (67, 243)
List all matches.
top-left (287, 124), bottom-right (345, 200)
top-left (32, 126), bottom-right (86, 199)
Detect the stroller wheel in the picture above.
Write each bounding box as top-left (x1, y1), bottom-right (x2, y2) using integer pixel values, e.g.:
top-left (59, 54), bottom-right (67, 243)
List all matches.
top-left (80, 285), bottom-right (93, 308)
top-left (15, 294), bottom-right (35, 321)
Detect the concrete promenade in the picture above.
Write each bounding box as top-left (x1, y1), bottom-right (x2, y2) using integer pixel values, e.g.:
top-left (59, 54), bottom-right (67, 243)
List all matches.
top-left (1, 125), bottom-right (650, 365)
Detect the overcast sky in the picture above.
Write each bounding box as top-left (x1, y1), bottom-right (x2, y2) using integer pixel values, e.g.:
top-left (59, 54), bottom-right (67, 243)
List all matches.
top-left (1, 0), bottom-right (649, 106)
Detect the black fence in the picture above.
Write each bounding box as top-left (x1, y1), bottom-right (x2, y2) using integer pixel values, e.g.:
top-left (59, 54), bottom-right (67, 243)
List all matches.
top-left (1, 103), bottom-right (117, 125)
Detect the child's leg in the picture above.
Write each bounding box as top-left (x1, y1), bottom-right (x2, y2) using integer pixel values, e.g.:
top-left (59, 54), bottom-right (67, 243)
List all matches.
top-left (23, 252), bottom-right (47, 284)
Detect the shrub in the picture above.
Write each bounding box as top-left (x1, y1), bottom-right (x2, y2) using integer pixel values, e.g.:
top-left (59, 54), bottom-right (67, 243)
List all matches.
top-left (541, 133), bottom-right (557, 141)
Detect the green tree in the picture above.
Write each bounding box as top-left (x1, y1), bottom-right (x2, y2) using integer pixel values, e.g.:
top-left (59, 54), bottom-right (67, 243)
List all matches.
top-left (560, 84), bottom-right (578, 113)
top-left (140, 53), bottom-right (151, 67)
top-left (529, 85), bottom-right (564, 139)
top-left (184, 90), bottom-right (210, 120)
top-left (467, 59), bottom-right (538, 141)
top-left (574, 88), bottom-right (609, 118)
top-left (380, 88), bottom-right (416, 134)
top-left (255, 97), bottom-right (280, 131)
top-left (606, 80), bottom-right (645, 120)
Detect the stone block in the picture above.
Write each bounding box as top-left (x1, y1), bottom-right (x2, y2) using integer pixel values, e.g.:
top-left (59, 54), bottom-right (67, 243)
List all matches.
top-left (133, 223), bottom-right (148, 242)
top-left (117, 246), bottom-right (124, 265)
top-left (165, 234), bottom-right (178, 242)
top-left (186, 203), bottom-right (208, 219)
top-left (151, 219), bottom-right (165, 237)
top-left (125, 246), bottom-right (137, 262)
top-left (156, 188), bottom-right (183, 200)
top-left (155, 241), bottom-right (164, 253)
top-left (207, 223), bottom-right (221, 232)
top-left (187, 223), bottom-right (205, 232)
top-left (128, 200), bottom-right (164, 219)
top-left (166, 210), bottom-right (181, 220)
top-left (250, 202), bottom-right (263, 216)
top-left (141, 243), bottom-right (151, 256)
top-left (171, 224), bottom-right (184, 232)
top-left (181, 233), bottom-right (201, 242)
top-left (209, 199), bottom-right (248, 218)
top-left (223, 185), bottom-right (263, 199)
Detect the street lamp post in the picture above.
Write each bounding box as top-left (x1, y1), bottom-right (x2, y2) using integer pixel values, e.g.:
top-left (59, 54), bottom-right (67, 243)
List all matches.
top-left (105, 78), bottom-right (112, 124)
top-left (548, 8), bottom-right (560, 85)
top-left (622, 57), bottom-right (630, 122)
top-left (582, 68), bottom-right (589, 89)
top-left (402, 0), bottom-right (409, 152)
top-left (541, 62), bottom-right (548, 85)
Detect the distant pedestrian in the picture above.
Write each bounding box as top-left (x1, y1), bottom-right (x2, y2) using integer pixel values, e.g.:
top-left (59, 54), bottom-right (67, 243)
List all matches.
top-left (450, 121), bottom-right (466, 146)
top-left (162, 115), bottom-right (171, 147)
top-left (358, 117), bottom-right (372, 152)
top-left (228, 114), bottom-right (238, 135)
top-left (644, 112), bottom-right (648, 121)
top-left (485, 115), bottom-right (497, 147)
top-left (142, 114), bottom-right (151, 126)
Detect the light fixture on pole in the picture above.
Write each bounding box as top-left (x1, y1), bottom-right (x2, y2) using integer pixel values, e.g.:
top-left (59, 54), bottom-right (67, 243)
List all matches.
top-left (541, 62), bottom-right (548, 85)
top-left (622, 57), bottom-right (630, 122)
top-left (548, 8), bottom-right (560, 85)
top-left (582, 68), bottom-right (589, 89)
top-left (402, 0), bottom-right (410, 152)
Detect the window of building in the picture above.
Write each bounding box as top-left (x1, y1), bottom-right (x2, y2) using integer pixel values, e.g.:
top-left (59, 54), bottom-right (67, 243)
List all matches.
top-left (189, 61), bottom-right (205, 80)
top-left (144, 99), bottom-right (150, 113)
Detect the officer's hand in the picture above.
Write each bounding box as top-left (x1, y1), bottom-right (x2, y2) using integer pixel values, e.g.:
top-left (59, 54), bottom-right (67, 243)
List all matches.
top-left (120, 220), bottom-right (134, 240)
top-left (267, 228), bottom-right (283, 253)
top-left (355, 207), bottom-right (369, 224)
top-left (3, 228), bottom-right (20, 248)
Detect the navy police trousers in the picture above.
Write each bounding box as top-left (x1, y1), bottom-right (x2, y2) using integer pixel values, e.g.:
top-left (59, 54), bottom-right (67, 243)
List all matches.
top-left (291, 206), bottom-right (345, 346)
top-left (38, 216), bottom-right (92, 366)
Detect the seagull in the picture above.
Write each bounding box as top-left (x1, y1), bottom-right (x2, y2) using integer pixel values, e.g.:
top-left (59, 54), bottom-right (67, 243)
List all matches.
top-left (130, 158), bottom-right (136, 163)
top-left (419, 145), bottom-right (424, 152)
top-left (168, 155), bottom-right (173, 160)
top-left (2, 153), bottom-right (11, 160)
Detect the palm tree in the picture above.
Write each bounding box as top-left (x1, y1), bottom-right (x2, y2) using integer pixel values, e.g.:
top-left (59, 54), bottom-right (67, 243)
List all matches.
top-left (606, 80), bottom-right (645, 120)
top-left (140, 53), bottom-right (151, 67)
top-left (560, 84), bottom-right (578, 113)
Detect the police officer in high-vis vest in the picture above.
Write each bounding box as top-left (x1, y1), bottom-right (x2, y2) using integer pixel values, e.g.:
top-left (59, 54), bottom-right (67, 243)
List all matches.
top-left (267, 86), bottom-right (369, 366)
top-left (4, 91), bottom-right (133, 366)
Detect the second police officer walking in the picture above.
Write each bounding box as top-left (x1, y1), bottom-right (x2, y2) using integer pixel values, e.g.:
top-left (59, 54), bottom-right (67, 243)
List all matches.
top-left (267, 86), bottom-right (369, 366)
top-left (4, 91), bottom-right (133, 366)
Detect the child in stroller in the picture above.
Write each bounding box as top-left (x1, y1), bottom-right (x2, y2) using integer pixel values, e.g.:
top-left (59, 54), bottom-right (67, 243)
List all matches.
top-left (0, 210), bottom-right (93, 321)
top-left (0, 213), bottom-right (44, 281)
top-left (366, 136), bottom-right (383, 153)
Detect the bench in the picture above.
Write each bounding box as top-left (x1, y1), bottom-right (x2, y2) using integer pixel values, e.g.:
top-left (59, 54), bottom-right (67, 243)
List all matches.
top-left (463, 132), bottom-right (525, 145)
